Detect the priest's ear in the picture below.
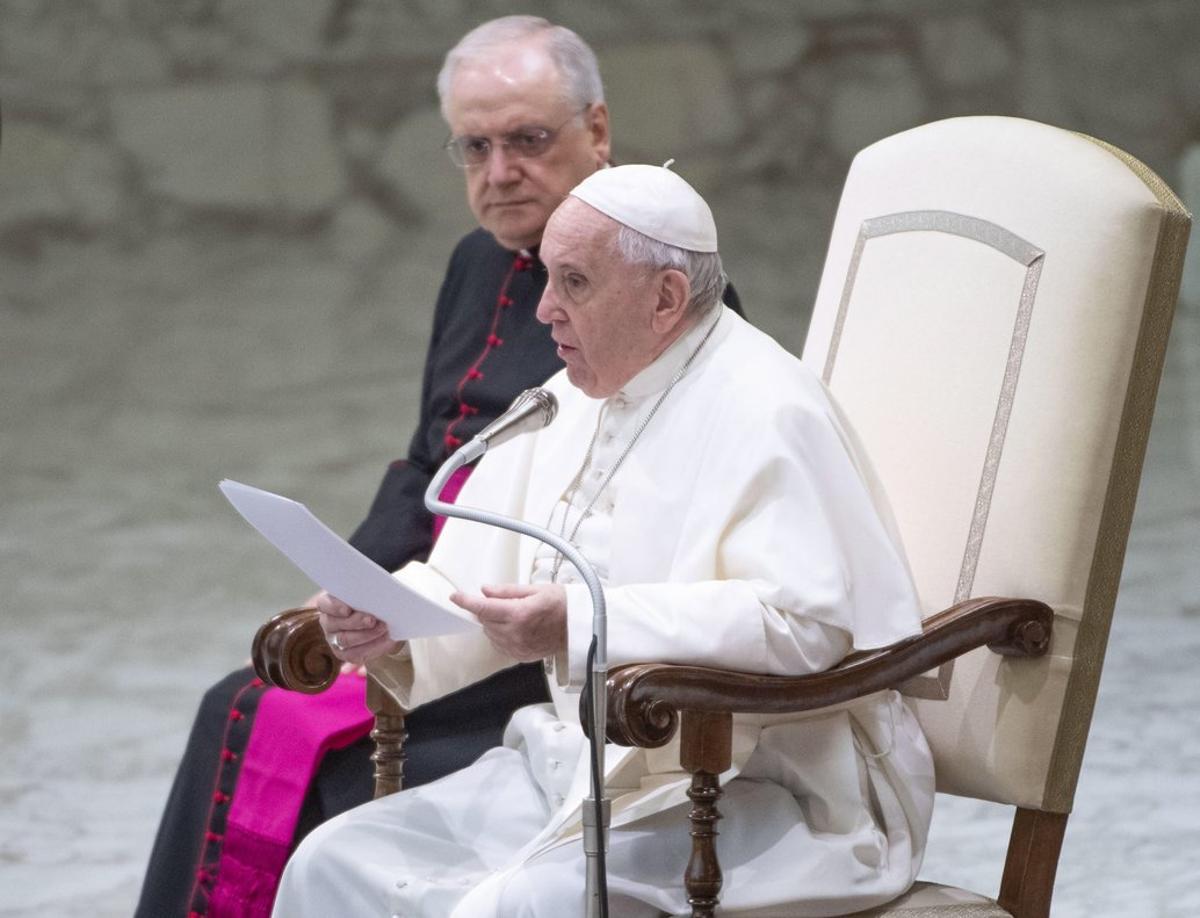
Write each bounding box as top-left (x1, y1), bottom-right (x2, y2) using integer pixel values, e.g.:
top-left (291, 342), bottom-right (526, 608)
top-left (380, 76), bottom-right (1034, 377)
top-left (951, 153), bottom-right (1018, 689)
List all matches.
top-left (584, 102), bottom-right (612, 167)
top-left (650, 268), bottom-right (691, 335)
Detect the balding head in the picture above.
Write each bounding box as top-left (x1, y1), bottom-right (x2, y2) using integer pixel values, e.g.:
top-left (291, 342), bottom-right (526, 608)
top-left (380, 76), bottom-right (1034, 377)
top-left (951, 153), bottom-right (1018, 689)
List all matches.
top-left (438, 17), bottom-right (610, 251)
top-left (437, 16), bottom-right (604, 121)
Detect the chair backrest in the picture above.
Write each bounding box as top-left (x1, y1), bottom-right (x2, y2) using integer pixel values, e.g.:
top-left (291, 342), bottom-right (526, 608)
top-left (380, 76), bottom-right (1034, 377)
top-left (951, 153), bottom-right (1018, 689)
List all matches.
top-left (801, 116), bottom-right (1189, 813)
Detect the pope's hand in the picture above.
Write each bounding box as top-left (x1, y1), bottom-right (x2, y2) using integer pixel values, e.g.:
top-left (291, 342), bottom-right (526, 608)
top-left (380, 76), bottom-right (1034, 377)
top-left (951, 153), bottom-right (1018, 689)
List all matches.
top-left (451, 583), bottom-right (567, 662)
top-left (316, 591), bottom-right (398, 664)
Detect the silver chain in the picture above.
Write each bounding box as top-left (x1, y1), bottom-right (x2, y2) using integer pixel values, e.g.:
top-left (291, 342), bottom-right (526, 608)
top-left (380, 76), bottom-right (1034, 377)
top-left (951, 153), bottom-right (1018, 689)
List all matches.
top-left (548, 310), bottom-right (723, 583)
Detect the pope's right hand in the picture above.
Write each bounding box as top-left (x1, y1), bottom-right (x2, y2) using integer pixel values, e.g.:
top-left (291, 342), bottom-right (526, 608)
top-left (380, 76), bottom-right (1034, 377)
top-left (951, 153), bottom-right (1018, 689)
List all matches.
top-left (316, 591), bottom-right (398, 665)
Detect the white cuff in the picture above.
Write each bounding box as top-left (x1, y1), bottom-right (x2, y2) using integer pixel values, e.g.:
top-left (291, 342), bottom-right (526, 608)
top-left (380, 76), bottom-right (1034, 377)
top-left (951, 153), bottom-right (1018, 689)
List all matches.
top-left (559, 582), bottom-right (595, 691)
top-left (365, 641), bottom-right (414, 708)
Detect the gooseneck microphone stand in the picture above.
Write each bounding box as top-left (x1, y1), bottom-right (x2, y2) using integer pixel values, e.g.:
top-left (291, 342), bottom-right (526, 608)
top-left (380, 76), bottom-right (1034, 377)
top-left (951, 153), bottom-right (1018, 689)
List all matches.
top-left (423, 389), bottom-right (610, 918)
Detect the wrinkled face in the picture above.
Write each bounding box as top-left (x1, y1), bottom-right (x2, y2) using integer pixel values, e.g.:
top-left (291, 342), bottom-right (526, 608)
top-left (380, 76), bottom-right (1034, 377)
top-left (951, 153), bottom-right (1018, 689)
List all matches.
top-left (445, 40), bottom-right (610, 251)
top-left (536, 198), bottom-right (670, 398)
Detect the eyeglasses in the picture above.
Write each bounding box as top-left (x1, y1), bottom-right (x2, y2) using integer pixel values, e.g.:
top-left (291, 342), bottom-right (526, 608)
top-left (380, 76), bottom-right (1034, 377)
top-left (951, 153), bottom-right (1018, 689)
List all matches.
top-left (444, 107), bottom-right (589, 169)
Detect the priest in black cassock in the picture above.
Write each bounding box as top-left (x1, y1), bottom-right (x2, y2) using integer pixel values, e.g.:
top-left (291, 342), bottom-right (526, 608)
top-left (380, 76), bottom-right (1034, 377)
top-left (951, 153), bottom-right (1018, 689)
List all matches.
top-left (135, 15), bottom-right (742, 918)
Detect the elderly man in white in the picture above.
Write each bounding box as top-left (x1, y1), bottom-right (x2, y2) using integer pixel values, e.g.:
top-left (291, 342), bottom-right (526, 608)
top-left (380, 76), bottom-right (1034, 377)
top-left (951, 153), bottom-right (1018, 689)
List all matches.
top-left (273, 165), bottom-right (934, 917)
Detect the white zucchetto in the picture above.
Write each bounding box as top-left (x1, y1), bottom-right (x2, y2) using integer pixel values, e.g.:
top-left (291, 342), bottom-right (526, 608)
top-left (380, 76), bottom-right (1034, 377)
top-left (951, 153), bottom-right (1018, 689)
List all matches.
top-left (568, 163), bottom-right (718, 253)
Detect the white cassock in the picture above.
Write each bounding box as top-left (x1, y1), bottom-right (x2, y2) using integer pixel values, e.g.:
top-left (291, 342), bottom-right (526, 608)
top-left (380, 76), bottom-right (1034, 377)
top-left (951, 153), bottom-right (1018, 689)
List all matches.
top-left (273, 307), bottom-right (935, 917)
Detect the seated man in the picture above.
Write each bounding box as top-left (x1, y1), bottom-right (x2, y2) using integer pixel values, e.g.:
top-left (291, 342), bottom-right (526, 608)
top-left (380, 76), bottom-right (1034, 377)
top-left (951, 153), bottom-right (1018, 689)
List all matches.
top-left (137, 17), bottom-right (743, 917)
top-left (276, 165), bottom-right (933, 917)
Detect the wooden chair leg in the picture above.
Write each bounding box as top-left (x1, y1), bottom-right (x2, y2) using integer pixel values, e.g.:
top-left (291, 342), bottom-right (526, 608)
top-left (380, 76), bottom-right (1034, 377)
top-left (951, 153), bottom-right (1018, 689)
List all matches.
top-left (685, 771), bottom-right (724, 917)
top-left (997, 807), bottom-right (1068, 918)
top-left (366, 677), bottom-right (408, 798)
top-left (679, 710), bottom-right (733, 918)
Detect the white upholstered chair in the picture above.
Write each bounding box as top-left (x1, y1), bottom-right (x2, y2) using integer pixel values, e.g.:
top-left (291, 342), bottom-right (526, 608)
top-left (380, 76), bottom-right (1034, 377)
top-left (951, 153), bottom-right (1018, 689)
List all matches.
top-left (255, 116), bottom-right (1191, 915)
top-left (605, 115), bottom-right (1191, 917)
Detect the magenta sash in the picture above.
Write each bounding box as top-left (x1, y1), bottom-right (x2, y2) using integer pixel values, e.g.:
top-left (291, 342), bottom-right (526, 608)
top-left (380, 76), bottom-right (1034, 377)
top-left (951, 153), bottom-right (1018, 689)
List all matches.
top-left (207, 673), bottom-right (373, 916)
top-left (432, 463), bottom-right (473, 539)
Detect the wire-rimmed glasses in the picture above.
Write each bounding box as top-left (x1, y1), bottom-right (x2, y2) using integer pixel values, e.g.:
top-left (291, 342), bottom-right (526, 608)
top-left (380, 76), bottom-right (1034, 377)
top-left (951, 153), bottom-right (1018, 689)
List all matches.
top-left (444, 106), bottom-right (590, 168)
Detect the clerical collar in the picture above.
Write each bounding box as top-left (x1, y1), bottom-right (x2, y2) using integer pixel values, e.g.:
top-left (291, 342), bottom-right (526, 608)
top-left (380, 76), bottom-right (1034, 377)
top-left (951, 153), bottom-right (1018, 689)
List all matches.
top-left (616, 305), bottom-right (725, 402)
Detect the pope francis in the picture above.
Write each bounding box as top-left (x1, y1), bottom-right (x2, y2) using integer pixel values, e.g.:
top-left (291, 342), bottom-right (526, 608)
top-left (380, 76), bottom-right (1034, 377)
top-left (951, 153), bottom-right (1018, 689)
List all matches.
top-left (273, 165), bottom-right (935, 917)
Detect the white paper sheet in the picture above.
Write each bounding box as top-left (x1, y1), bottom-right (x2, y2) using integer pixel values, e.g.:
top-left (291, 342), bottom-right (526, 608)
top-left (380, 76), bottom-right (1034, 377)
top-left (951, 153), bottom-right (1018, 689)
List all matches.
top-left (219, 479), bottom-right (478, 639)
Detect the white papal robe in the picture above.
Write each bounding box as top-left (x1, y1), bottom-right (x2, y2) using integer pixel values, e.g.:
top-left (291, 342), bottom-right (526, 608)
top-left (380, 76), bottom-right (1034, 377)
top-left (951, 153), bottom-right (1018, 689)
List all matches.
top-left (273, 307), bottom-right (935, 917)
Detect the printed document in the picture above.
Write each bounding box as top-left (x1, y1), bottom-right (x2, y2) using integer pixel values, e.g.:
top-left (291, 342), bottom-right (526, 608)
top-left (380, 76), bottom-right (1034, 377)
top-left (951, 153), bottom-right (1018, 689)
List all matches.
top-left (219, 479), bottom-right (478, 639)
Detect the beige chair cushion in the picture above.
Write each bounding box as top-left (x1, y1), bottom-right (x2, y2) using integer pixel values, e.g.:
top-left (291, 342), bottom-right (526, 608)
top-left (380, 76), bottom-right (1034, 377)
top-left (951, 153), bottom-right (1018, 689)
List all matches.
top-left (858, 881), bottom-right (1010, 917)
top-left (717, 881), bottom-right (1008, 917)
top-left (801, 116), bottom-right (1189, 809)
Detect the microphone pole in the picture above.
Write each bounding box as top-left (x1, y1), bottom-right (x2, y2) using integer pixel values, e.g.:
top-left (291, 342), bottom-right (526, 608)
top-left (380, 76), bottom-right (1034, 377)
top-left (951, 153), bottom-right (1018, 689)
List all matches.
top-left (423, 389), bottom-right (611, 918)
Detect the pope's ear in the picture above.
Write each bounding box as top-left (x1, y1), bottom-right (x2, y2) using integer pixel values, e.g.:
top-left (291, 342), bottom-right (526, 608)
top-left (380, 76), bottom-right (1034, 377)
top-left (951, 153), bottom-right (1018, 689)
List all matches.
top-left (651, 268), bottom-right (690, 334)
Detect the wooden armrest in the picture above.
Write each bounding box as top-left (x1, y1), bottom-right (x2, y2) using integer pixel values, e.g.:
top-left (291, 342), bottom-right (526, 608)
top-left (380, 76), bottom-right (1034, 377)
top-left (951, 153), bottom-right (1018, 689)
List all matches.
top-left (606, 596), bottom-right (1052, 748)
top-left (251, 606), bottom-right (338, 694)
top-left (252, 607), bottom-right (410, 795)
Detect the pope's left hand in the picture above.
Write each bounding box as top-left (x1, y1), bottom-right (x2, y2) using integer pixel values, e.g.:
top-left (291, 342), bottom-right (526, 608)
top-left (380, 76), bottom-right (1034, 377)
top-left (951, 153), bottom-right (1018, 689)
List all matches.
top-left (450, 583), bottom-right (567, 662)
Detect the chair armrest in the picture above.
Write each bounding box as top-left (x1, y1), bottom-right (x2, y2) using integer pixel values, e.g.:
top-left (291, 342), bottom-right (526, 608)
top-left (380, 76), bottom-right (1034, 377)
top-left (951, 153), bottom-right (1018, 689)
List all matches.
top-left (606, 596), bottom-right (1052, 748)
top-left (252, 606), bottom-right (338, 694)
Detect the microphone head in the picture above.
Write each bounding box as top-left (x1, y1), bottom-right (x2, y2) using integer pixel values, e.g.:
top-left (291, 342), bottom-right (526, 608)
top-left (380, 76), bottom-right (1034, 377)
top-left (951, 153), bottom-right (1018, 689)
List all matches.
top-left (515, 387), bottom-right (558, 428)
top-left (474, 387), bottom-right (558, 450)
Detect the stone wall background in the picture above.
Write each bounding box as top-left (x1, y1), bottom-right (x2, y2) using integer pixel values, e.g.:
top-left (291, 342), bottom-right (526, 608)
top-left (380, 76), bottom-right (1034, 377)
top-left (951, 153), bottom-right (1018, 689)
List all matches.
top-left (4, 0), bottom-right (1199, 347)
top-left (2, 1), bottom-right (1199, 915)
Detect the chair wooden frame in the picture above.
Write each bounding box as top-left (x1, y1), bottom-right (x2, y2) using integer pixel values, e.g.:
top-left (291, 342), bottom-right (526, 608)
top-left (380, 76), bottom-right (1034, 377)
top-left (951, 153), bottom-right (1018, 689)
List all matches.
top-left (254, 594), bottom-right (1056, 916)
top-left (602, 596), bottom-right (1055, 917)
top-left (253, 606), bottom-right (408, 798)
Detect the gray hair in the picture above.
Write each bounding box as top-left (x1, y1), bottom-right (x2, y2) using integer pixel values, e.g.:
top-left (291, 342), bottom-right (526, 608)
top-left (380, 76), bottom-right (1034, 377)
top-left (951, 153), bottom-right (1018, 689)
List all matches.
top-left (614, 225), bottom-right (727, 317)
top-left (437, 16), bottom-right (605, 121)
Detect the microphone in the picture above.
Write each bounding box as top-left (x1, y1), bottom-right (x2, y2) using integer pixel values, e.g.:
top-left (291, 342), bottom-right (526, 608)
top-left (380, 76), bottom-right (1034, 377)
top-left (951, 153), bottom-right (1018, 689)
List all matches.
top-left (423, 383), bottom-right (611, 918)
top-left (452, 387), bottom-right (558, 465)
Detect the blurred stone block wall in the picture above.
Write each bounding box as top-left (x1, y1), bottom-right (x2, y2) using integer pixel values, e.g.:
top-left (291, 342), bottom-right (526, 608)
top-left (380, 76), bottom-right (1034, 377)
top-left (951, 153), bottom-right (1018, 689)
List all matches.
top-left (1, 0), bottom-right (1197, 543)
top-left (3, 0), bottom-right (1197, 345)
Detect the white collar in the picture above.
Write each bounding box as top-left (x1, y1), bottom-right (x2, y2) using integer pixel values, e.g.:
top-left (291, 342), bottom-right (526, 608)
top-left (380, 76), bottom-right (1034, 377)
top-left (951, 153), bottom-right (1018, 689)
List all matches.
top-left (616, 305), bottom-right (725, 403)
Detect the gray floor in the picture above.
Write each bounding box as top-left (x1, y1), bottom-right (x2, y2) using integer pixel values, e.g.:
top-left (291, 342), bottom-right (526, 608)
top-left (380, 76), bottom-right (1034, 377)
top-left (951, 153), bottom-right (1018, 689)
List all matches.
top-left (1, 234), bottom-right (1198, 916)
